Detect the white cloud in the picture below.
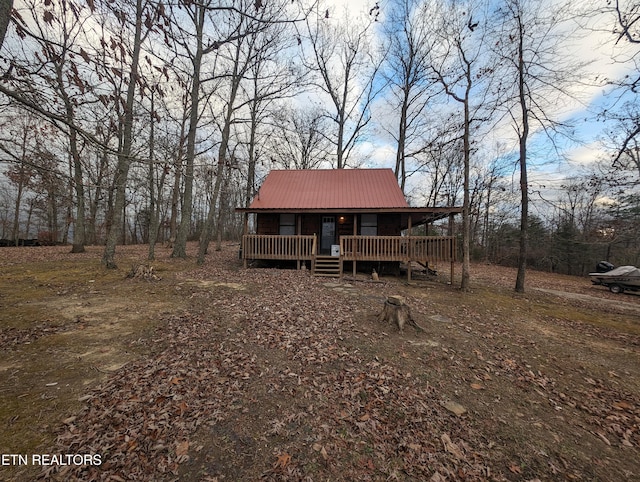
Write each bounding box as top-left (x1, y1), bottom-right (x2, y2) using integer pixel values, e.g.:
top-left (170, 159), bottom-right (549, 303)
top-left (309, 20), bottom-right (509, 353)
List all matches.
top-left (358, 141), bottom-right (395, 168)
top-left (564, 142), bottom-right (606, 167)
top-left (595, 195), bottom-right (618, 206)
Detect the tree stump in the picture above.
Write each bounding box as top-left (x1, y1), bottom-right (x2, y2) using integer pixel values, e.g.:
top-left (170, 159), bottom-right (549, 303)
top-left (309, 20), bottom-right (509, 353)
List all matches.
top-left (127, 264), bottom-right (160, 281)
top-left (377, 295), bottom-right (424, 332)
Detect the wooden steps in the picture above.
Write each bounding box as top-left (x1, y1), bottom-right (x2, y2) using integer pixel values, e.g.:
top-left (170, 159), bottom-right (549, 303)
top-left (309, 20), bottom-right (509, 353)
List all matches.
top-left (313, 255), bottom-right (342, 277)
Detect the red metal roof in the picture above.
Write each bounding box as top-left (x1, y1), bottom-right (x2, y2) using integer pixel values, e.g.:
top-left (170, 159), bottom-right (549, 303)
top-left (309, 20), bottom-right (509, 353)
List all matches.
top-left (247, 169), bottom-right (409, 210)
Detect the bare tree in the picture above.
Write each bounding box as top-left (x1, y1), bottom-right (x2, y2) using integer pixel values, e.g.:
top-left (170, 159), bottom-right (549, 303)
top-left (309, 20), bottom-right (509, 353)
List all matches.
top-left (383, 0), bottom-right (439, 192)
top-left (172, 0), bottom-right (308, 260)
top-left (102, 0), bottom-right (160, 268)
top-left (197, 8), bottom-right (255, 265)
top-left (266, 103), bottom-right (332, 171)
top-left (0, 0), bottom-right (103, 252)
top-left (169, 0), bottom-right (209, 259)
top-left (241, 20), bottom-right (306, 209)
top-left (427, 0), bottom-right (493, 291)
top-left (46, 0), bottom-right (92, 253)
top-left (477, 144), bottom-right (511, 261)
top-left (0, 115), bottom-right (39, 244)
top-left (610, 0), bottom-right (639, 165)
top-left (198, 0), bottom-right (304, 261)
top-left (301, 4), bottom-right (385, 168)
top-left (603, 102), bottom-right (640, 181)
top-left (580, 1), bottom-right (639, 174)
top-left (493, 0), bottom-right (589, 292)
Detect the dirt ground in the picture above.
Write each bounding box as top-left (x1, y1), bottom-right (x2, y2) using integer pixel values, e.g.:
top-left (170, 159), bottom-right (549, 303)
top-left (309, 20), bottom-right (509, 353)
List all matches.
top-left (1, 243), bottom-right (639, 481)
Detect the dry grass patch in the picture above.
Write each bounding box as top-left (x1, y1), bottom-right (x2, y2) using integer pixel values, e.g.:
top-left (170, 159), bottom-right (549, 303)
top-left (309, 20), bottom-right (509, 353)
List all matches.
top-left (0, 244), bottom-right (195, 480)
top-left (1, 244), bottom-right (639, 481)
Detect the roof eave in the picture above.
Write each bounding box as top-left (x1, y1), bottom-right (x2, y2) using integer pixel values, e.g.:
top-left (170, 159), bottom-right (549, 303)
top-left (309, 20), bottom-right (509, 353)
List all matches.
top-left (236, 206), bottom-right (462, 225)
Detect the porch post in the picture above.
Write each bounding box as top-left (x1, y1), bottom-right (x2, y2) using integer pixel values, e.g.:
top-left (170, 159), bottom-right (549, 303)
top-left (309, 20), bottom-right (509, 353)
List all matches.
top-left (352, 214), bottom-right (357, 277)
top-left (407, 215), bottom-right (412, 282)
top-left (296, 214), bottom-right (302, 270)
top-left (242, 212), bottom-right (248, 269)
top-left (449, 213), bottom-right (455, 284)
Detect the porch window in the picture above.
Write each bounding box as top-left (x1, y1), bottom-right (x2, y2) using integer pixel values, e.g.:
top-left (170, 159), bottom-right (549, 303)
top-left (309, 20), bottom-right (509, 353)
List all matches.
top-left (279, 214), bottom-right (296, 235)
top-left (361, 214), bottom-right (377, 236)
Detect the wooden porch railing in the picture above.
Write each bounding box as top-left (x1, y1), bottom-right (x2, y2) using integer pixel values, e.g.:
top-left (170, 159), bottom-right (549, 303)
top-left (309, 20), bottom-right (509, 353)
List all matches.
top-left (340, 236), bottom-right (456, 263)
top-left (242, 234), bottom-right (316, 260)
top-left (241, 234), bottom-right (456, 281)
top-left (242, 234), bottom-right (455, 264)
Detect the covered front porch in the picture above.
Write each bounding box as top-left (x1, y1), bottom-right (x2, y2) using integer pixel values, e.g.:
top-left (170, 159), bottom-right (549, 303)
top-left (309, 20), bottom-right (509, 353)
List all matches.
top-left (241, 232), bottom-right (457, 281)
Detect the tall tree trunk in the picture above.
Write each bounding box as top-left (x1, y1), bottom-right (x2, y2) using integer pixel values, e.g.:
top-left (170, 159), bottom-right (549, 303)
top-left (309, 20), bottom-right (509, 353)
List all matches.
top-left (395, 88), bottom-right (409, 193)
top-left (336, 111), bottom-right (345, 169)
top-left (197, 161), bottom-right (223, 264)
top-left (69, 126), bottom-right (86, 253)
top-left (198, 36), bottom-right (245, 264)
top-left (56, 56), bottom-right (86, 253)
top-left (25, 198), bottom-right (34, 239)
top-left (12, 128), bottom-right (28, 245)
top-left (215, 167), bottom-right (231, 251)
top-left (515, 18), bottom-right (529, 293)
top-left (166, 120), bottom-right (187, 248)
top-left (87, 149), bottom-right (107, 244)
top-left (48, 186), bottom-right (58, 242)
top-left (147, 90), bottom-right (157, 260)
top-left (172, 4), bottom-right (205, 259)
top-left (0, 0), bottom-right (12, 52)
top-left (102, 0), bottom-right (145, 268)
top-left (245, 92), bottom-right (259, 208)
top-left (12, 175), bottom-right (23, 245)
top-left (197, 116), bottom-right (232, 264)
top-left (460, 74), bottom-right (471, 292)
top-left (168, 159), bottom-right (181, 246)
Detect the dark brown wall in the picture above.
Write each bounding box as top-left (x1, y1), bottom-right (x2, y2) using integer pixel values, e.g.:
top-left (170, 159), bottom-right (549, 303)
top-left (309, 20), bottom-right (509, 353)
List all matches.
top-left (301, 215), bottom-right (320, 235)
top-left (256, 213), bottom-right (279, 235)
top-left (255, 213), bottom-right (402, 236)
top-left (378, 213), bottom-right (401, 236)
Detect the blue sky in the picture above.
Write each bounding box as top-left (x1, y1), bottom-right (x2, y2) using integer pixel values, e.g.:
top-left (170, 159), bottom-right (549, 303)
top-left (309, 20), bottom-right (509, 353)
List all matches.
top-left (319, 0), bottom-right (639, 212)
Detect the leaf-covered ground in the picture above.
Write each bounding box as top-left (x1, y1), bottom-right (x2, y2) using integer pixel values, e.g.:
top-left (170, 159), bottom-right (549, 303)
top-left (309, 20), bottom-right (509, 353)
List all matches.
top-left (1, 243), bottom-right (639, 481)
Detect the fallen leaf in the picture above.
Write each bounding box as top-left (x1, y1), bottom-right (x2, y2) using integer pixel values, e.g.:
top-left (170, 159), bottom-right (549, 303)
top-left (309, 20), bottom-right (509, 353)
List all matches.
top-left (443, 401), bottom-right (467, 416)
top-left (176, 440), bottom-right (189, 456)
top-left (470, 383), bottom-right (484, 390)
top-left (274, 452), bottom-right (291, 470)
top-left (441, 433), bottom-right (464, 459)
top-left (595, 431), bottom-right (611, 446)
top-left (613, 401), bottom-right (633, 411)
top-left (320, 446), bottom-right (328, 460)
top-left (430, 471), bottom-right (446, 482)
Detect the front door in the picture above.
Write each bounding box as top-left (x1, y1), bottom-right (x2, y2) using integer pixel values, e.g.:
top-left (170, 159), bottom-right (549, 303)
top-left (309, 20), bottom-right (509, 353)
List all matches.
top-left (321, 216), bottom-right (335, 254)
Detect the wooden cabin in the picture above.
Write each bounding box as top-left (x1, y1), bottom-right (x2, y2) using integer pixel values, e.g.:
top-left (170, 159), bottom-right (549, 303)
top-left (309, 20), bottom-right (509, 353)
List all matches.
top-left (237, 169), bottom-right (461, 280)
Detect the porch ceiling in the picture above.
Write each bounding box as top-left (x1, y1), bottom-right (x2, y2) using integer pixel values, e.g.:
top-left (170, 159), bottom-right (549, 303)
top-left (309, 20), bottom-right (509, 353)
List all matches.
top-left (401, 207), bottom-right (463, 227)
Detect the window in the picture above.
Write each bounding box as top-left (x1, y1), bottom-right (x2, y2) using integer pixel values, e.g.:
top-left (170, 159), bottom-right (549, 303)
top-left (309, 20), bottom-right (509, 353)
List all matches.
top-left (361, 214), bottom-right (377, 236)
top-left (279, 214), bottom-right (296, 235)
